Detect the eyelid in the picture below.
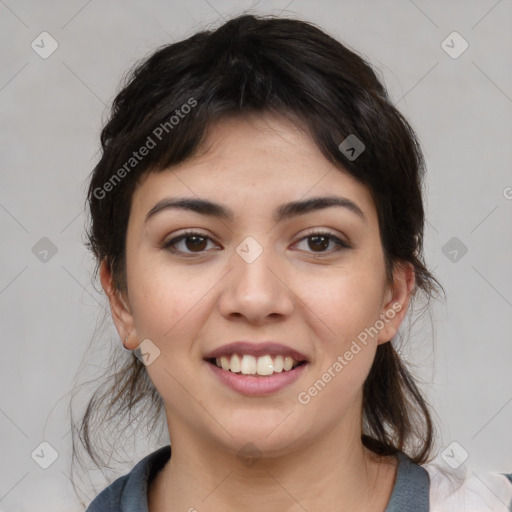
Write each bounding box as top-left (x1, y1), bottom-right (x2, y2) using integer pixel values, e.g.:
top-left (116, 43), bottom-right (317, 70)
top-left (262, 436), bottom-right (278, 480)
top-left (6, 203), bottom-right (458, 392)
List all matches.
top-left (293, 228), bottom-right (351, 252)
top-left (162, 228), bottom-right (351, 256)
top-left (161, 229), bottom-right (221, 254)
top-left (297, 227), bottom-right (349, 243)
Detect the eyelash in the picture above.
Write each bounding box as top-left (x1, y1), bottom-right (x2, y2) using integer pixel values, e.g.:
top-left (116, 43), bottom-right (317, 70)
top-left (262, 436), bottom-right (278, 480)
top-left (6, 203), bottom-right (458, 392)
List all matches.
top-left (162, 229), bottom-right (350, 257)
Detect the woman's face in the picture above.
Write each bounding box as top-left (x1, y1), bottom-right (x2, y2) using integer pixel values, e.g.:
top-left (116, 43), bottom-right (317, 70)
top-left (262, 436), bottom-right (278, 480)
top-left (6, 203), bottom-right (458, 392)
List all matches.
top-left (103, 113), bottom-right (412, 458)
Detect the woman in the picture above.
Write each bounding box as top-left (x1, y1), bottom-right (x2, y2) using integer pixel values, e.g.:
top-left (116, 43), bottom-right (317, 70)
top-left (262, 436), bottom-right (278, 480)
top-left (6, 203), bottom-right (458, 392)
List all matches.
top-left (75, 13), bottom-right (511, 511)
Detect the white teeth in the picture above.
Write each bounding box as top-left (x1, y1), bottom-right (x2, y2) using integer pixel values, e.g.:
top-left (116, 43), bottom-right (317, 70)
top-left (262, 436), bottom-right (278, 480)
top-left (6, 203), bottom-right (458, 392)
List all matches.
top-left (273, 355), bottom-right (284, 373)
top-left (283, 356), bottom-right (294, 371)
top-left (213, 353), bottom-right (302, 375)
top-left (240, 354), bottom-right (257, 374)
top-left (256, 355), bottom-right (274, 376)
top-left (230, 354), bottom-right (241, 373)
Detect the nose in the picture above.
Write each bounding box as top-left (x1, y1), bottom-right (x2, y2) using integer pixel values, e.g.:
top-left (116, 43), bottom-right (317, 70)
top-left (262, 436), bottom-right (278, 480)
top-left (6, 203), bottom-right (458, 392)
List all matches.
top-left (217, 242), bottom-right (294, 325)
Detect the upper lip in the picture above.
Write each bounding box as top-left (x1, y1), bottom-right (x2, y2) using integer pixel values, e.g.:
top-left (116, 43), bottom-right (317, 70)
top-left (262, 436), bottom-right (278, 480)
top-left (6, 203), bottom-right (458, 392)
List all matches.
top-left (203, 341), bottom-right (309, 362)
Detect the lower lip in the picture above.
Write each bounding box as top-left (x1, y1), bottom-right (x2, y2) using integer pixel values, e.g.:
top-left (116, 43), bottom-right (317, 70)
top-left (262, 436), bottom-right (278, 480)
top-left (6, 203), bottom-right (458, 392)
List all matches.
top-left (205, 360), bottom-right (308, 396)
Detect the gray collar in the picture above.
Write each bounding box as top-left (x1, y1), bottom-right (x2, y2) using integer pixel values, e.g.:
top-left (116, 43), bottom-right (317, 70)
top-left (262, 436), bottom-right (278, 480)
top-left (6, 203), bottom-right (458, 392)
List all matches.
top-left (384, 451), bottom-right (430, 512)
top-left (87, 446), bottom-right (430, 511)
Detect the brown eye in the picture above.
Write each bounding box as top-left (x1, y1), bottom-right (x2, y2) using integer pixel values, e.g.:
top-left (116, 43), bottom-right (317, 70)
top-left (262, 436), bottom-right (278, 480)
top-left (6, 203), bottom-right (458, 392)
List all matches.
top-left (163, 231), bottom-right (219, 255)
top-left (294, 231), bottom-right (350, 255)
top-left (308, 235), bottom-right (330, 252)
top-left (184, 235), bottom-right (208, 252)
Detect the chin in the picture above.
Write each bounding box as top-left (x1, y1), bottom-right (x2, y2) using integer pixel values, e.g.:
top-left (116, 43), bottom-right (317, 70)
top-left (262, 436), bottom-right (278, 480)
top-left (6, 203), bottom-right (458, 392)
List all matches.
top-left (213, 414), bottom-right (307, 458)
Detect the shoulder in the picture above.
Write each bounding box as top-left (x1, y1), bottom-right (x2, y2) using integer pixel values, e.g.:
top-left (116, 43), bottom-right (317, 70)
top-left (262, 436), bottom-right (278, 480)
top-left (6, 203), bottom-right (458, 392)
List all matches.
top-left (385, 452), bottom-right (430, 511)
top-left (85, 445), bottom-right (171, 512)
top-left (85, 473), bottom-right (129, 512)
top-left (386, 451), bottom-right (512, 511)
top-left (423, 456), bottom-right (512, 512)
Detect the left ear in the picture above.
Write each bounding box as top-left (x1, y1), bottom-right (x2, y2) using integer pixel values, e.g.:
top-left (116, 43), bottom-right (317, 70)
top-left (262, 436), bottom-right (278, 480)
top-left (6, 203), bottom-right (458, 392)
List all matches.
top-left (377, 261), bottom-right (415, 345)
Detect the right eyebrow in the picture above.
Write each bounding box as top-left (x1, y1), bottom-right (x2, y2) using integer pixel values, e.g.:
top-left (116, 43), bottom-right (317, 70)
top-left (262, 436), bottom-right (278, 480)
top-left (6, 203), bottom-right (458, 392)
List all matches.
top-left (145, 197), bottom-right (234, 224)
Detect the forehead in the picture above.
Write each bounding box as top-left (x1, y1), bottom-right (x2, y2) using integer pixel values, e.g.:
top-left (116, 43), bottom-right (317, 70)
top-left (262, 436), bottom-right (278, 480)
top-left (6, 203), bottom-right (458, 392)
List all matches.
top-left (130, 113), bottom-right (377, 224)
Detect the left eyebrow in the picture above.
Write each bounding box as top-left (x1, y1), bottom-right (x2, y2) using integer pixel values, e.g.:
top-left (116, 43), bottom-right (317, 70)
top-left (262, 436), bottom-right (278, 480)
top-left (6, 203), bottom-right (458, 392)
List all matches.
top-left (144, 195), bottom-right (366, 224)
top-left (274, 196), bottom-right (366, 224)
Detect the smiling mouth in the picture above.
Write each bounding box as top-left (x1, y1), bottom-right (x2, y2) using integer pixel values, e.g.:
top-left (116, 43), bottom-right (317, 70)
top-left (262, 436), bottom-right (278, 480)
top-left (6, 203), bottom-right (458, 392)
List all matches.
top-left (206, 353), bottom-right (306, 377)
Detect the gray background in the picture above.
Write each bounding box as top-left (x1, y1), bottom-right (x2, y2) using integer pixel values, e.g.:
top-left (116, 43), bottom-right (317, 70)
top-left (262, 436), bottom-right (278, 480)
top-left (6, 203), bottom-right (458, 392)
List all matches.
top-left (1, 0), bottom-right (511, 510)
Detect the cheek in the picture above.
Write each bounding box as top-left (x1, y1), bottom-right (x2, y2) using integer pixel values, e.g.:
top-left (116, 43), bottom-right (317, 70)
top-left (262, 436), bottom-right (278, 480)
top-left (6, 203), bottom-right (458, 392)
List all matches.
top-left (296, 262), bottom-right (386, 345)
top-left (126, 254), bottom-right (210, 340)
top-left (296, 276), bottom-right (381, 416)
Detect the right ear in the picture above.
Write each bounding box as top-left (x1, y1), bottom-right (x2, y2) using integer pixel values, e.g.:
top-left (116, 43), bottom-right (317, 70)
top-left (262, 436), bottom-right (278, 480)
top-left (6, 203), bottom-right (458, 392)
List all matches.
top-left (99, 259), bottom-right (138, 350)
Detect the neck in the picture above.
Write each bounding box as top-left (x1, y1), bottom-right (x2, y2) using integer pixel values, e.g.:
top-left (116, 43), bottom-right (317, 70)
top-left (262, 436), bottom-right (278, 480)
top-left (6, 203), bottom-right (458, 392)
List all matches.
top-left (148, 419), bottom-right (397, 512)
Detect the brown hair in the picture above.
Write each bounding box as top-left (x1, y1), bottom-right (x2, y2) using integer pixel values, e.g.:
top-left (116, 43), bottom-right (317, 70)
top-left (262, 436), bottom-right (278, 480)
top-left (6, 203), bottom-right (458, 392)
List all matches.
top-left (72, 13), bottom-right (442, 488)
